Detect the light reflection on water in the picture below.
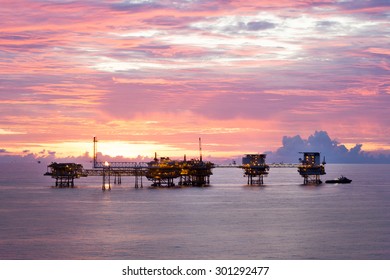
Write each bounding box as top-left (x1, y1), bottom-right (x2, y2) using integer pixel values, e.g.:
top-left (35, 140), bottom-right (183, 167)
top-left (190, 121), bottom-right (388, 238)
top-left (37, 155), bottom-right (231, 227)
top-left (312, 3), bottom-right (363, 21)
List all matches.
top-left (0, 163), bottom-right (390, 259)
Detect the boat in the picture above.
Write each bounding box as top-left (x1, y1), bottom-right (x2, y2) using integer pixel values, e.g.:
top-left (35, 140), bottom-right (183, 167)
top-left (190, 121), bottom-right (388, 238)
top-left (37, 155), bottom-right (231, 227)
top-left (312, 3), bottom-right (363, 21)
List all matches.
top-left (325, 175), bottom-right (352, 184)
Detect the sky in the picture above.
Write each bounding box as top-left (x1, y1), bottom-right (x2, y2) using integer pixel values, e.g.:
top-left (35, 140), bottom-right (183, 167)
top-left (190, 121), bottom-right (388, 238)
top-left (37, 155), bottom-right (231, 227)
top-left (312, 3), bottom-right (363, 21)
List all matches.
top-left (1, 0), bottom-right (389, 162)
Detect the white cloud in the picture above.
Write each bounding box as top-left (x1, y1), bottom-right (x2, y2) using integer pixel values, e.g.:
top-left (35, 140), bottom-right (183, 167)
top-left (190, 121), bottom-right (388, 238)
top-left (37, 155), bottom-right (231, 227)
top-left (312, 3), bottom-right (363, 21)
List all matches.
top-left (0, 128), bottom-right (25, 135)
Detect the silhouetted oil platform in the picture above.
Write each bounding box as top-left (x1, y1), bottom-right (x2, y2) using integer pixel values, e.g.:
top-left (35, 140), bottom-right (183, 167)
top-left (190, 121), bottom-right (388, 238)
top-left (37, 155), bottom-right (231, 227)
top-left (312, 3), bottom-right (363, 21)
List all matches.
top-left (146, 155), bottom-right (181, 187)
top-left (45, 137), bottom-right (214, 190)
top-left (45, 162), bottom-right (85, 187)
top-left (179, 157), bottom-right (214, 186)
top-left (44, 137), bottom-right (330, 189)
top-left (145, 138), bottom-right (214, 187)
top-left (241, 154), bottom-right (270, 185)
top-left (145, 155), bottom-right (214, 187)
top-left (297, 152), bottom-right (326, 184)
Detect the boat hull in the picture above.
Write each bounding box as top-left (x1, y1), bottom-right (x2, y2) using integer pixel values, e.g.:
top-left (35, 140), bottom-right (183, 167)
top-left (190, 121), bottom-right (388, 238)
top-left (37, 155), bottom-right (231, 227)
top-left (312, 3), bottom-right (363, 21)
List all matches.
top-left (325, 179), bottom-right (352, 184)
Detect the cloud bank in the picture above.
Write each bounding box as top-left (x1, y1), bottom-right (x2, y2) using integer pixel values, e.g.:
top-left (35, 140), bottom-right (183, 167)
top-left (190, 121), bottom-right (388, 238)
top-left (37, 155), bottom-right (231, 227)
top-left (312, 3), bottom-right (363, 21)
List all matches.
top-left (2, 131), bottom-right (389, 164)
top-left (266, 131), bottom-right (390, 163)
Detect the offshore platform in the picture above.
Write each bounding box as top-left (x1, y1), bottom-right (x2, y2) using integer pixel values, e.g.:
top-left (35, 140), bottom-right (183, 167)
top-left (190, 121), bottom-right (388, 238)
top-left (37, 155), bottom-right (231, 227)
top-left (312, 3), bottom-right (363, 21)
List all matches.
top-left (297, 152), bottom-right (326, 184)
top-left (145, 138), bottom-right (214, 187)
top-left (145, 155), bottom-right (181, 187)
top-left (45, 162), bottom-right (85, 187)
top-left (44, 137), bottom-right (330, 188)
top-left (45, 137), bottom-right (214, 189)
top-left (241, 154), bottom-right (270, 185)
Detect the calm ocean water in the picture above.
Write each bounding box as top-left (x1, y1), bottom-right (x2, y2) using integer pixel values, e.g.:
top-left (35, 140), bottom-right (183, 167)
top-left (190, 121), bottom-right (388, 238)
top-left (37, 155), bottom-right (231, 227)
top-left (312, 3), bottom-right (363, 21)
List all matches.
top-left (0, 162), bottom-right (389, 260)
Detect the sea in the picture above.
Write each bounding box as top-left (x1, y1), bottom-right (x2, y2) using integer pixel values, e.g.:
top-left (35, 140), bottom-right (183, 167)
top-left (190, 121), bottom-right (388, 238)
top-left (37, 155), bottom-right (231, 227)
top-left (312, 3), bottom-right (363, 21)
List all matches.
top-left (0, 162), bottom-right (389, 260)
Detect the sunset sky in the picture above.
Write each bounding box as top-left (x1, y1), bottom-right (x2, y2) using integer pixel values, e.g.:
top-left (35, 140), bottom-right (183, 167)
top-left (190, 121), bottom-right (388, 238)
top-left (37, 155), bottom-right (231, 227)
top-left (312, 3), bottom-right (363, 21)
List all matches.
top-left (1, 0), bottom-right (389, 160)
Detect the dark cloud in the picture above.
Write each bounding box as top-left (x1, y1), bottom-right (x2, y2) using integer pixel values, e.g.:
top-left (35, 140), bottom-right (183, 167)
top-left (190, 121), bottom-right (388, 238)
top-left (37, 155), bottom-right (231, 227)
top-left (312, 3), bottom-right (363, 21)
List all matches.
top-left (0, 35), bottom-right (32, 40)
top-left (338, 0), bottom-right (390, 10)
top-left (0, 43), bottom-right (49, 51)
top-left (335, 0), bottom-right (390, 18)
top-left (378, 83), bottom-right (390, 95)
top-left (0, 149), bottom-right (9, 153)
top-left (227, 21), bottom-right (276, 33)
top-left (246, 21), bottom-right (276, 31)
top-left (267, 131), bottom-right (390, 163)
top-left (136, 44), bottom-right (171, 50)
top-left (111, 1), bottom-right (163, 12)
top-left (143, 16), bottom-right (202, 27)
top-left (315, 20), bottom-right (340, 30)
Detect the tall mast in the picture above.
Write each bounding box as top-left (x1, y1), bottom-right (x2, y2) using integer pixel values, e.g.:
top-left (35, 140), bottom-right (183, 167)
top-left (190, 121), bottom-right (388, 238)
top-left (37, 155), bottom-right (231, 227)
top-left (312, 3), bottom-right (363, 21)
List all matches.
top-left (93, 137), bottom-right (98, 168)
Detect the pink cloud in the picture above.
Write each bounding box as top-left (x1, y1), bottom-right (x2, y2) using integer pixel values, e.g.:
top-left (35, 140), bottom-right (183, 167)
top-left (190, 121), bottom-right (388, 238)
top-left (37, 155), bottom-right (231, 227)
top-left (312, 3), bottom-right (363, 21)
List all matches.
top-left (0, 0), bottom-right (389, 159)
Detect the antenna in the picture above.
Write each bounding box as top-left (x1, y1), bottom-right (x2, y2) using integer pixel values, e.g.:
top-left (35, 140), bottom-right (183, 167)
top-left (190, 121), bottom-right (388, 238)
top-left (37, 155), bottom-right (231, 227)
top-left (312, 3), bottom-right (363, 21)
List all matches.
top-left (93, 136), bottom-right (98, 168)
top-left (199, 137), bottom-right (203, 162)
